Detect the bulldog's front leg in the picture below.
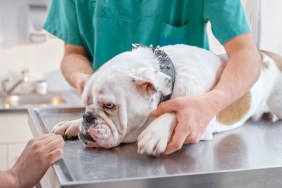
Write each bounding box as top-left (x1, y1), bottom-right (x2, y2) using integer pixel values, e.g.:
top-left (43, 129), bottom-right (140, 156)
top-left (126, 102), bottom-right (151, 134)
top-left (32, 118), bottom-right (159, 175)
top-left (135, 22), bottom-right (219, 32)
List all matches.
top-left (52, 118), bottom-right (82, 138)
top-left (137, 113), bottom-right (176, 156)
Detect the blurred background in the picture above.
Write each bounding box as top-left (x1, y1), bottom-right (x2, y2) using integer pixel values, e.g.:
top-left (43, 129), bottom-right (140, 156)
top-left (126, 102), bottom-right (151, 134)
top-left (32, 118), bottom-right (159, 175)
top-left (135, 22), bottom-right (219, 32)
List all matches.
top-left (0, 0), bottom-right (69, 92)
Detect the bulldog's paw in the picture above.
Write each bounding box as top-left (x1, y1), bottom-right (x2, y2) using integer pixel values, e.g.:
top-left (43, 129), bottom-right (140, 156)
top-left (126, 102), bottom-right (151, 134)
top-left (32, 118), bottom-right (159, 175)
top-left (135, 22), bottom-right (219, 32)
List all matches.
top-left (137, 113), bottom-right (176, 156)
top-left (137, 129), bottom-right (169, 156)
top-left (52, 119), bottom-right (81, 138)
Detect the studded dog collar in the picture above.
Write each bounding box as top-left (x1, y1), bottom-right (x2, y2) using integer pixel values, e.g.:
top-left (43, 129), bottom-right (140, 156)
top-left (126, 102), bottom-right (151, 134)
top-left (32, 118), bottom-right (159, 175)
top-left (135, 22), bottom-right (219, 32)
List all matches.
top-left (132, 44), bottom-right (176, 103)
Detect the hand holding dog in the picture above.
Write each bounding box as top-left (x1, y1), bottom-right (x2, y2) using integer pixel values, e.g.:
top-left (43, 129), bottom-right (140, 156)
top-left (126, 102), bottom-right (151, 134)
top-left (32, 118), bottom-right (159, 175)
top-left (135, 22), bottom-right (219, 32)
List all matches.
top-left (151, 95), bottom-right (216, 155)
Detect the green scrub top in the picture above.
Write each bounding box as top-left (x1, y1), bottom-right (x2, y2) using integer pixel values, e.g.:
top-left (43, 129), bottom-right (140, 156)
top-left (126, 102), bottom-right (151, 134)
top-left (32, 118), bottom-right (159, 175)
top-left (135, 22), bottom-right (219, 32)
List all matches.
top-left (44, 0), bottom-right (250, 70)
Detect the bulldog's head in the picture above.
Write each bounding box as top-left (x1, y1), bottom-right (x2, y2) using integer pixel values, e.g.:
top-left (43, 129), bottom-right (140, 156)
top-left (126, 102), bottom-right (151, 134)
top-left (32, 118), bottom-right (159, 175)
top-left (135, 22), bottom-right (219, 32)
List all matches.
top-left (78, 48), bottom-right (172, 148)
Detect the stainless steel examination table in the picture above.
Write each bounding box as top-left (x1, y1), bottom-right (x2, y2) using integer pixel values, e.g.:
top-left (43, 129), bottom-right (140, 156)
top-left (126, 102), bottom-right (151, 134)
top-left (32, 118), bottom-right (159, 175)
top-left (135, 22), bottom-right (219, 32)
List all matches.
top-left (28, 107), bottom-right (282, 188)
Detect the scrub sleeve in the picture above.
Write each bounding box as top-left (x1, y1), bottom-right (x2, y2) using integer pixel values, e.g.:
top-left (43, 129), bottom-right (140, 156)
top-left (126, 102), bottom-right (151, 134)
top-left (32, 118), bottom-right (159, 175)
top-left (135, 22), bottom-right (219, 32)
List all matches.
top-left (44, 0), bottom-right (84, 46)
top-left (203, 0), bottom-right (250, 44)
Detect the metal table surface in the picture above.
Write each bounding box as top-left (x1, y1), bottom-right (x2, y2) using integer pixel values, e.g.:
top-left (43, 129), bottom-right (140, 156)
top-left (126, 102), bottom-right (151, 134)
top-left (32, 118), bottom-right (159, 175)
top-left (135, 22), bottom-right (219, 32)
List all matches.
top-left (28, 107), bottom-right (282, 188)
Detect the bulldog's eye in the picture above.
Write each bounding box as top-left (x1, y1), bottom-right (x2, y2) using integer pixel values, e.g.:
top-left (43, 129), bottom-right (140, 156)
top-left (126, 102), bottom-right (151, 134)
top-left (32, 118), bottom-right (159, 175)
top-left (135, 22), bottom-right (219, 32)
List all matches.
top-left (104, 102), bottom-right (115, 110)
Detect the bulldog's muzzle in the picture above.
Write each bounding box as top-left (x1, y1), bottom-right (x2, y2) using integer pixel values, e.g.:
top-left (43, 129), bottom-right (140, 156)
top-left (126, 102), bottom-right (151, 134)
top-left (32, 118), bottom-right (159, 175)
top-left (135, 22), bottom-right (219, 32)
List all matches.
top-left (78, 111), bottom-right (118, 148)
top-left (78, 112), bottom-right (97, 146)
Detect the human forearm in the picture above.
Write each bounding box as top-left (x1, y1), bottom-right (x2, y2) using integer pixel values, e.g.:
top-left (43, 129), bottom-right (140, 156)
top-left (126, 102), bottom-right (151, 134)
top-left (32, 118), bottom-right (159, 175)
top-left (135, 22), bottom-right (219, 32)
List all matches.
top-left (61, 44), bottom-right (93, 93)
top-left (204, 35), bottom-right (261, 114)
top-left (61, 54), bottom-right (93, 90)
top-left (0, 170), bottom-right (18, 188)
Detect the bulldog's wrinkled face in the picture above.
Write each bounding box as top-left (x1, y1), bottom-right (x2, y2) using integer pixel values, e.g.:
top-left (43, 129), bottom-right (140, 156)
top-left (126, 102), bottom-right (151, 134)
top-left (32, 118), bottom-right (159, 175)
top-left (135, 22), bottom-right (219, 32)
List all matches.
top-left (78, 49), bottom-right (172, 148)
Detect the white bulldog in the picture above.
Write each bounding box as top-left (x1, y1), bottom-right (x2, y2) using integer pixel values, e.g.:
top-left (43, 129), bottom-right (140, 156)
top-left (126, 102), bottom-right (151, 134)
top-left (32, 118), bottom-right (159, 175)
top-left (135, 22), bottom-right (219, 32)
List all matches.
top-left (52, 44), bottom-right (282, 156)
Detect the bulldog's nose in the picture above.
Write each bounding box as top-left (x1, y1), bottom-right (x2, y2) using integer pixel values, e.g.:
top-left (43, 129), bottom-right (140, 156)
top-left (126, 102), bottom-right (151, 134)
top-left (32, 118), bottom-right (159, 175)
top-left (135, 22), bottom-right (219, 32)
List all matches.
top-left (83, 112), bottom-right (97, 124)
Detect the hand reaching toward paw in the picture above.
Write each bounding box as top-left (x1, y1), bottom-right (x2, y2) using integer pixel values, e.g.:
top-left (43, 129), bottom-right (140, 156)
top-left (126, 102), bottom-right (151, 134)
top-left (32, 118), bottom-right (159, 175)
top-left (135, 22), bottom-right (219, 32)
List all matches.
top-left (8, 133), bottom-right (64, 188)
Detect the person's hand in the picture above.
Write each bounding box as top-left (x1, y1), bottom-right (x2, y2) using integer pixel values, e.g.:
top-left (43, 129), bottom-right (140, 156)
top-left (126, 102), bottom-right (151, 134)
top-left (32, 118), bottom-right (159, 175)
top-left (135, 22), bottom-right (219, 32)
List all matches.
top-left (8, 133), bottom-right (64, 188)
top-left (151, 95), bottom-right (216, 155)
top-left (72, 73), bottom-right (91, 95)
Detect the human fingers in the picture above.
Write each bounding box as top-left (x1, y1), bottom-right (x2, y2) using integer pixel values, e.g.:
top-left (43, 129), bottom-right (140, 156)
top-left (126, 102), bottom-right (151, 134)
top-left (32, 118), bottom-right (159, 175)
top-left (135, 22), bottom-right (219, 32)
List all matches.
top-left (40, 133), bottom-right (63, 145)
top-left (24, 134), bottom-right (54, 152)
top-left (35, 133), bottom-right (56, 141)
top-left (48, 148), bottom-right (64, 164)
top-left (184, 123), bottom-right (205, 144)
top-left (151, 99), bottom-right (179, 117)
top-left (27, 134), bottom-right (63, 154)
top-left (45, 136), bottom-right (64, 153)
top-left (184, 132), bottom-right (201, 144)
top-left (164, 123), bottom-right (191, 155)
top-left (78, 74), bottom-right (91, 94)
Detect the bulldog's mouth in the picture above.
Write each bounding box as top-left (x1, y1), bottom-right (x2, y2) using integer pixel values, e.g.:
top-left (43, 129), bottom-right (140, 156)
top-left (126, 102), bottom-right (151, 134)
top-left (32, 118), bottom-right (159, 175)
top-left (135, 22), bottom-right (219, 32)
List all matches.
top-left (78, 130), bottom-right (98, 147)
top-left (78, 112), bottom-right (120, 148)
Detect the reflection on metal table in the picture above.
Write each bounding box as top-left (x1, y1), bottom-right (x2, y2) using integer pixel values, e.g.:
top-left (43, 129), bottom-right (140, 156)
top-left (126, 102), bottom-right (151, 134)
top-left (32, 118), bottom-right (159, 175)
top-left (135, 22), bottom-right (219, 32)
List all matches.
top-left (28, 107), bottom-right (282, 188)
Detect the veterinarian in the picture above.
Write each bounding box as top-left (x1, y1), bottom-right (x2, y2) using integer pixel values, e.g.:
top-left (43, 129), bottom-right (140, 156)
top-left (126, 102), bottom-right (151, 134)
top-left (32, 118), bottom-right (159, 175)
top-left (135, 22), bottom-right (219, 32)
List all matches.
top-left (0, 133), bottom-right (64, 187)
top-left (44, 1), bottom-right (261, 154)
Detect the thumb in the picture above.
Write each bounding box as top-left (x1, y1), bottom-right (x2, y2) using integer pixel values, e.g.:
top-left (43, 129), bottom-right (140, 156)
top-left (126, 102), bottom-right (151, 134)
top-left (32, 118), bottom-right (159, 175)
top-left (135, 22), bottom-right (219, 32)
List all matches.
top-left (151, 99), bottom-right (177, 117)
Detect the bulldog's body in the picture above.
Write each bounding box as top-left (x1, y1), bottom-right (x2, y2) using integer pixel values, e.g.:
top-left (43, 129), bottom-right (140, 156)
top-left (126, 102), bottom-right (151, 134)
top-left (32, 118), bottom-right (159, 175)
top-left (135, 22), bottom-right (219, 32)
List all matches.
top-left (52, 44), bottom-right (282, 155)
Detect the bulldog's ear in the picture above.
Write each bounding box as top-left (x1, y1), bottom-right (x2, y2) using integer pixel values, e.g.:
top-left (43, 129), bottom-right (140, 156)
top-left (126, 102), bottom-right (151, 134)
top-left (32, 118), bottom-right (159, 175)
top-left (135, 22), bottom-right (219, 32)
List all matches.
top-left (129, 69), bottom-right (172, 96)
